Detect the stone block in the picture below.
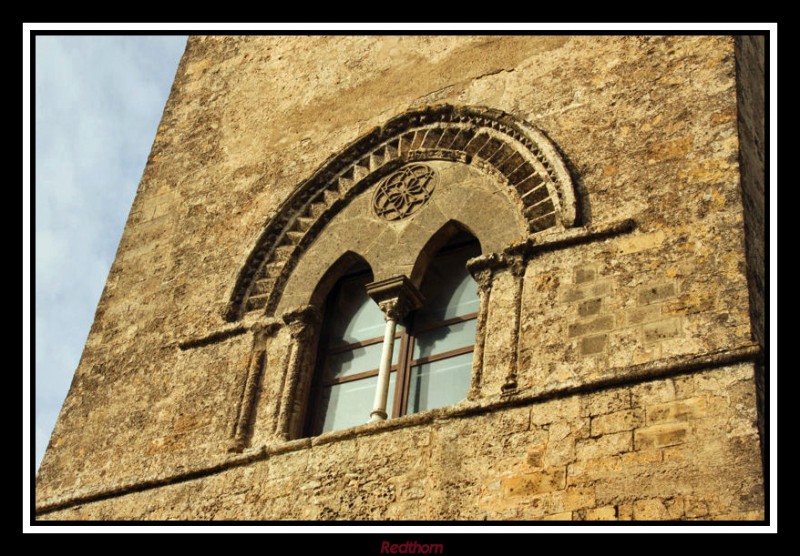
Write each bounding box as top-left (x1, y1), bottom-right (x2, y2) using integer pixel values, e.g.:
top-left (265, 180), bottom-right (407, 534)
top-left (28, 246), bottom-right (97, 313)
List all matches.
top-left (584, 505), bottom-right (617, 520)
top-left (582, 389), bottom-right (631, 417)
top-left (578, 298), bottom-right (603, 317)
top-left (569, 315), bottom-right (614, 337)
top-left (575, 431), bottom-right (632, 460)
top-left (631, 379), bottom-right (676, 408)
top-left (544, 436), bottom-right (576, 468)
top-left (591, 409), bottom-right (641, 436)
top-left (642, 318), bottom-right (682, 343)
top-left (634, 422), bottom-right (690, 450)
top-left (574, 266), bottom-right (596, 284)
top-left (646, 397), bottom-right (707, 425)
top-left (633, 498), bottom-right (671, 520)
top-left (617, 503), bottom-right (634, 521)
top-left (530, 397), bottom-right (582, 426)
top-left (683, 496), bottom-right (710, 518)
top-left (562, 485), bottom-right (596, 511)
top-left (542, 511), bottom-right (573, 520)
top-left (625, 304), bottom-right (661, 326)
top-left (638, 282), bottom-right (677, 305)
top-left (525, 444), bottom-right (545, 468)
top-left (560, 279), bottom-right (613, 303)
top-left (616, 230), bottom-right (667, 255)
top-left (580, 334), bottom-right (608, 355)
top-left (501, 467), bottom-right (566, 497)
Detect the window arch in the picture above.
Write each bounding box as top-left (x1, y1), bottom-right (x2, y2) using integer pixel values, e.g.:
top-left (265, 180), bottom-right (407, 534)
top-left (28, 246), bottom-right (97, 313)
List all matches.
top-left (229, 105), bottom-right (581, 444)
top-left (226, 104), bottom-right (577, 322)
top-left (401, 231), bottom-right (480, 416)
top-left (305, 262), bottom-right (400, 435)
top-left (305, 231), bottom-right (481, 437)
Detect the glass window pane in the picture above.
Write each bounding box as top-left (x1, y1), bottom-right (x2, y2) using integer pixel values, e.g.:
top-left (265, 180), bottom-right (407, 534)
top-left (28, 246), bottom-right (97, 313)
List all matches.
top-left (416, 242), bottom-right (481, 327)
top-left (328, 338), bottom-right (400, 380)
top-left (412, 318), bottom-right (477, 360)
top-left (328, 275), bottom-right (385, 346)
top-left (319, 372), bottom-right (396, 434)
top-left (406, 352), bottom-right (473, 414)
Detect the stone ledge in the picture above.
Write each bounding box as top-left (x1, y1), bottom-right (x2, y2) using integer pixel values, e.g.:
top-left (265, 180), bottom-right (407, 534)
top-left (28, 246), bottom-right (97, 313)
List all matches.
top-left (176, 317), bottom-right (282, 350)
top-left (176, 324), bottom-right (248, 350)
top-left (35, 447), bottom-right (266, 516)
top-left (174, 219), bottom-right (635, 351)
top-left (35, 342), bottom-right (760, 517)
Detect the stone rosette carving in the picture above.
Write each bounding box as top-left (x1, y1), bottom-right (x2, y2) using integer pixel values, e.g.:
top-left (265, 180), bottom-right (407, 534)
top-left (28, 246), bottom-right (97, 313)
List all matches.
top-left (227, 104), bottom-right (579, 321)
top-left (372, 163), bottom-right (438, 221)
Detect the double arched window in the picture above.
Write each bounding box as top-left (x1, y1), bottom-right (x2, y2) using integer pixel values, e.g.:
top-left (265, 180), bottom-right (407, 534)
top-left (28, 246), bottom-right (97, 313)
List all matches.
top-left (225, 107), bottom-right (580, 447)
top-left (305, 232), bottom-right (481, 436)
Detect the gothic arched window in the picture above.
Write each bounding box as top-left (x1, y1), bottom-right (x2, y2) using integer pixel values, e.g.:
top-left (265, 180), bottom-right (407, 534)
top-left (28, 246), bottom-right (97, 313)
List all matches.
top-left (305, 264), bottom-right (402, 436)
top-left (305, 233), bottom-right (480, 437)
top-left (225, 106), bottom-right (580, 449)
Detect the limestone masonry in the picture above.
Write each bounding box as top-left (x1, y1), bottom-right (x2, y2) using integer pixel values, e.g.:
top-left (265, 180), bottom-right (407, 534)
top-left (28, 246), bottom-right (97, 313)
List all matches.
top-left (36, 35), bottom-right (766, 521)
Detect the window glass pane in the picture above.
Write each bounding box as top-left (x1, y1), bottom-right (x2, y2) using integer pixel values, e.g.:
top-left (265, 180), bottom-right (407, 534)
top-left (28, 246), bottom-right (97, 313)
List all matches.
top-left (328, 275), bottom-right (385, 346)
top-left (328, 338), bottom-right (400, 380)
top-left (412, 318), bottom-right (477, 360)
top-left (406, 352), bottom-right (472, 414)
top-left (416, 242), bottom-right (481, 327)
top-left (319, 372), bottom-right (396, 434)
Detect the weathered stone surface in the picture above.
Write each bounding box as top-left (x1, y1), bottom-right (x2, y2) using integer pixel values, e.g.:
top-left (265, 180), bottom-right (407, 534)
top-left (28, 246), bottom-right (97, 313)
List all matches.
top-left (35, 36), bottom-right (764, 522)
top-left (37, 365), bottom-right (762, 520)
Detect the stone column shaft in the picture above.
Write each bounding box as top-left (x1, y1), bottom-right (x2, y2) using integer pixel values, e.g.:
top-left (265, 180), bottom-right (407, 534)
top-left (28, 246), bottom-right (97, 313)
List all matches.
top-left (365, 275), bottom-right (424, 424)
top-left (370, 315), bottom-right (398, 422)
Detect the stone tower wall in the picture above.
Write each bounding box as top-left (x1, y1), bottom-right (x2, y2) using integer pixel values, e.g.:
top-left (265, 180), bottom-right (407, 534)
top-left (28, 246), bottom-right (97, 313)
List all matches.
top-left (36, 36), bottom-right (764, 521)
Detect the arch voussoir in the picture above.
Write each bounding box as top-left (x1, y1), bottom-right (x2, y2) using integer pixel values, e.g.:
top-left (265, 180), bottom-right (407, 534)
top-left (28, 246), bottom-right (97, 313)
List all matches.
top-left (226, 104), bottom-right (577, 322)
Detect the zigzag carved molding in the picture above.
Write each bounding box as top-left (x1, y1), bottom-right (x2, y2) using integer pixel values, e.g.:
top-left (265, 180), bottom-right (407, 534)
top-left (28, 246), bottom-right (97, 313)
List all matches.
top-left (226, 105), bottom-right (577, 321)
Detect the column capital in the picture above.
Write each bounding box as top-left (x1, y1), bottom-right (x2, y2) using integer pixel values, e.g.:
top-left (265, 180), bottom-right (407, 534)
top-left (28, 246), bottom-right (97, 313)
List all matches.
top-left (366, 275), bottom-right (424, 321)
top-left (281, 305), bottom-right (321, 338)
top-left (466, 255), bottom-right (496, 292)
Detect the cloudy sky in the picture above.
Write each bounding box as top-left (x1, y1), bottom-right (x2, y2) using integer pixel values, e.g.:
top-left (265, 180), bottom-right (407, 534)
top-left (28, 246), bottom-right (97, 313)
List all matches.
top-left (33, 35), bottom-right (188, 470)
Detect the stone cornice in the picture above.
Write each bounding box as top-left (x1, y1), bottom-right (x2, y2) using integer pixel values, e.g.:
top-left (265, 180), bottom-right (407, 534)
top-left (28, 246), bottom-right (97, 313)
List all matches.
top-left (35, 342), bottom-right (760, 517)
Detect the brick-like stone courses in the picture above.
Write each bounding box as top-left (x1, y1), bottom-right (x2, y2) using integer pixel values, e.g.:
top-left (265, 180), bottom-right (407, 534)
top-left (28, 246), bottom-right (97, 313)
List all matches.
top-left (36, 36), bottom-right (764, 521)
top-left (563, 265), bottom-right (616, 356)
top-left (516, 233), bottom-right (752, 394)
top-left (563, 270), bottom-right (684, 359)
top-left (38, 364), bottom-right (762, 521)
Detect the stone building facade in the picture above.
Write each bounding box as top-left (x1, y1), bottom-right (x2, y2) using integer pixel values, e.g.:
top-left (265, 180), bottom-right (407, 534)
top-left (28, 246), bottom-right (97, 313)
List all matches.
top-left (35, 35), bottom-right (766, 521)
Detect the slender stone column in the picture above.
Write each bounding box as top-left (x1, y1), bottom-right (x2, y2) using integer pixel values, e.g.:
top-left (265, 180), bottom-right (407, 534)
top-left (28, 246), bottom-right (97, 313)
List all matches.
top-left (228, 321), bottom-right (281, 452)
top-left (465, 255), bottom-right (497, 400)
top-left (502, 254), bottom-right (526, 395)
top-left (369, 300), bottom-right (401, 422)
top-left (365, 276), bottom-right (424, 423)
top-left (275, 305), bottom-right (320, 440)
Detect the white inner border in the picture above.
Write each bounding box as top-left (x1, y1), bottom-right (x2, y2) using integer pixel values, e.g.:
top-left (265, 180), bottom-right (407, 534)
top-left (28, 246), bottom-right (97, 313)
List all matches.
top-left (23, 22), bottom-right (778, 535)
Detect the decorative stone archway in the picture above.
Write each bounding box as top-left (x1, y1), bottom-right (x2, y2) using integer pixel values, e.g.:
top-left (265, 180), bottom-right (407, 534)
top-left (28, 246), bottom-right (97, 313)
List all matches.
top-left (225, 104), bottom-right (577, 322)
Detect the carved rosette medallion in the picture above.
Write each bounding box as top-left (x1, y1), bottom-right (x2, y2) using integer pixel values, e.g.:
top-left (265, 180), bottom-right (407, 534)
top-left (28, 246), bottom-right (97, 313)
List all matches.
top-left (373, 164), bottom-right (438, 221)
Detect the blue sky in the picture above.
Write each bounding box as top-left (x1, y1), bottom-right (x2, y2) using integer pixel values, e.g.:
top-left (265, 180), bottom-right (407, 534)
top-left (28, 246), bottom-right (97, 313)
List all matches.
top-left (33, 36), bottom-right (188, 470)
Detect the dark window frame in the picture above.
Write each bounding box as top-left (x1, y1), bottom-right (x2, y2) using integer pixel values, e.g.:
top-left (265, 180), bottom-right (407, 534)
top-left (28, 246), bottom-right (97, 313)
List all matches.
top-left (305, 238), bottom-right (479, 437)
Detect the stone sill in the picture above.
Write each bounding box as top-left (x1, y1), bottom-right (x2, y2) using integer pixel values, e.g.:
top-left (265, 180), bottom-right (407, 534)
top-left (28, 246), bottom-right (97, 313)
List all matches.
top-left (35, 342), bottom-right (760, 517)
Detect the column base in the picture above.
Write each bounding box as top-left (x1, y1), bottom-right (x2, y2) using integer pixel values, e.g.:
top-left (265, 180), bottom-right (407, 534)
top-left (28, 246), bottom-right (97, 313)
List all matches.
top-left (369, 410), bottom-right (387, 423)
